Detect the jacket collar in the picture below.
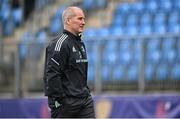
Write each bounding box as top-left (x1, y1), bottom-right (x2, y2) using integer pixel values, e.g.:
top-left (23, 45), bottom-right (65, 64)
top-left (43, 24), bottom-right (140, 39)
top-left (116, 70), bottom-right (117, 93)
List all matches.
top-left (63, 29), bottom-right (82, 41)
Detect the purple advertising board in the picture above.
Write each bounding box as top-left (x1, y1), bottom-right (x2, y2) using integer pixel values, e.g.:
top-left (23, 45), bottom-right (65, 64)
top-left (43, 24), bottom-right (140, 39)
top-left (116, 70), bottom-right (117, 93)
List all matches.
top-left (0, 95), bottom-right (180, 118)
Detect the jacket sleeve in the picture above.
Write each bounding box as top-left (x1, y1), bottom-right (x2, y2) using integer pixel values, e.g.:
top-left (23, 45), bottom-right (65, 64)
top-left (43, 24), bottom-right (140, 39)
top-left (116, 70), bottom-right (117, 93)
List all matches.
top-left (45, 41), bottom-right (69, 99)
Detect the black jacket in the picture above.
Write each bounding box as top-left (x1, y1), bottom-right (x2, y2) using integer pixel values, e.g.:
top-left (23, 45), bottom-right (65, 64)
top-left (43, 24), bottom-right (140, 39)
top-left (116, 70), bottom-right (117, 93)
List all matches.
top-left (43, 30), bottom-right (90, 99)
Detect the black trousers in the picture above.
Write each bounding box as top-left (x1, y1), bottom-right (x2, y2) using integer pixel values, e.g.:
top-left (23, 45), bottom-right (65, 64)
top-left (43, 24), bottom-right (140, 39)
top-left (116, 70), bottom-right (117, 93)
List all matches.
top-left (48, 95), bottom-right (95, 118)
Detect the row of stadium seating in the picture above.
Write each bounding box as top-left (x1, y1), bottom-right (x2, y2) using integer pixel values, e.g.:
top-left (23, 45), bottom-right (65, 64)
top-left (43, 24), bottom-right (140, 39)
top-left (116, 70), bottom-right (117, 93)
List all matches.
top-left (86, 36), bottom-right (180, 81)
top-left (85, 0), bottom-right (180, 81)
top-left (18, 0), bottom-right (180, 82)
top-left (0, 0), bottom-right (22, 36)
top-left (0, 0), bottom-right (55, 37)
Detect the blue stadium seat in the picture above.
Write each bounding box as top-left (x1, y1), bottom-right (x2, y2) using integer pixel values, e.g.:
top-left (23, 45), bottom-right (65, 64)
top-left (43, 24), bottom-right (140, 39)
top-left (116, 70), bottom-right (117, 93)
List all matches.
top-left (110, 27), bottom-right (124, 36)
top-left (173, 0), bottom-right (180, 11)
top-left (139, 24), bottom-right (152, 35)
top-left (87, 50), bottom-right (96, 66)
top-left (112, 64), bottom-right (125, 80)
top-left (161, 38), bottom-right (176, 64)
top-left (103, 40), bottom-right (118, 65)
top-left (171, 63), bottom-right (180, 80)
top-left (153, 24), bottom-right (166, 34)
top-left (132, 39), bottom-right (142, 64)
top-left (146, 38), bottom-right (161, 51)
top-left (156, 63), bottom-right (169, 80)
top-left (97, 27), bottom-right (110, 38)
top-left (167, 11), bottom-right (179, 26)
top-left (83, 0), bottom-right (94, 10)
top-left (30, 30), bottom-right (47, 59)
top-left (12, 8), bottom-right (23, 26)
top-left (159, 0), bottom-right (172, 12)
top-left (146, 38), bottom-right (161, 64)
top-left (139, 13), bottom-right (152, 26)
top-left (131, 1), bottom-right (144, 13)
top-left (3, 19), bottom-right (14, 36)
top-left (162, 37), bottom-right (175, 50)
top-left (119, 39), bottom-right (132, 66)
top-left (83, 28), bottom-right (97, 39)
top-left (153, 12), bottom-right (166, 26)
top-left (144, 0), bottom-right (159, 13)
top-left (88, 65), bottom-right (95, 81)
top-left (127, 63), bottom-right (138, 80)
top-left (101, 64), bottom-right (111, 80)
top-left (119, 39), bottom-right (131, 51)
top-left (125, 25), bottom-right (138, 36)
top-left (112, 14), bottom-right (125, 26)
top-left (168, 23), bottom-right (180, 33)
top-left (119, 49), bottom-right (132, 66)
top-left (19, 32), bottom-right (32, 61)
top-left (115, 2), bottom-right (130, 15)
top-left (49, 16), bottom-right (62, 34)
top-left (126, 13), bottom-right (138, 26)
top-left (145, 63), bottom-right (155, 80)
top-left (1, 1), bottom-right (11, 23)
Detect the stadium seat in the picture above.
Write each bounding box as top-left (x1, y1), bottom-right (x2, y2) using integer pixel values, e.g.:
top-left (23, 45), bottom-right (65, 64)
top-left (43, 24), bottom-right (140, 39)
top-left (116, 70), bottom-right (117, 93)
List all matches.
top-left (132, 39), bottom-right (142, 64)
top-left (110, 27), bottom-right (124, 36)
top-left (168, 23), bottom-right (180, 33)
top-left (144, 0), bottom-right (159, 13)
top-left (145, 63), bottom-right (155, 80)
top-left (131, 1), bottom-right (144, 13)
top-left (161, 37), bottom-right (176, 64)
top-left (19, 32), bottom-right (32, 61)
top-left (156, 63), bottom-right (169, 80)
top-left (159, 0), bottom-right (172, 12)
top-left (101, 64), bottom-right (111, 80)
top-left (153, 12), bottom-right (166, 26)
top-left (83, 28), bottom-right (97, 39)
top-left (173, 0), bottom-right (180, 11)
top-left (127, 63), bottom-right (138, 80)
top-left (167, 11), bottom-right (179, 26)
top-left (88, 65), bottom-right (95, 81)
top-left (112, 64), bottom-right (125, 80)
top-left (1, 1), bottom-right (11, 23)
top-left (115, 2), bottom-right (130, 15)
top-left (146, 38), bottom-right (161, 52)
top-left (126, 13), bottom-right (138, 26)
top-left (112, 14), bottom-right (125, 26)
top-left (125, 25), bottom-right (138, 36)
top-left (139, 24), bottom-right (152, 35)
top-left (146, 38), bottom-right (161, 64)
top-left (49, 16), bottom-right (62, 34)
top-left (153, 24), bottom-right (166, 34)
top-left (103, 40), bottom-right (118, 66)
top-left (12, 7), bottom-right (23, 26)
top-left (171, 63), bottom-right (180, 80)
top-left (97, 27), bottom-right (110, 38)
top-left (139, 13), bottom-right (152, 26)
top-left (119, 39), bottom-right (132, 66)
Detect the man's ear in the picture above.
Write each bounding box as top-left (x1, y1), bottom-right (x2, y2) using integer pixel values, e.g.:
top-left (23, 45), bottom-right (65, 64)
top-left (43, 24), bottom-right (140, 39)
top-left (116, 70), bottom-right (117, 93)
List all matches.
top-left (66, 18), bottom-right (71, 25)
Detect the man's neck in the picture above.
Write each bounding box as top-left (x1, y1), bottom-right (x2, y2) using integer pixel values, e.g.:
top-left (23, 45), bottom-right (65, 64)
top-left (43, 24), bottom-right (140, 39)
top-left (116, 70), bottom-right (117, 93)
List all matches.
top-left (64, 28), bottom-right (78, 36)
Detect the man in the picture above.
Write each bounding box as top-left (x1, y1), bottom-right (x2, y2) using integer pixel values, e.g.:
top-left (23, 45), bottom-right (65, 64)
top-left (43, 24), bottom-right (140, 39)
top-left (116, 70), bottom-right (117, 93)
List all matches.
top-left (43, 6), bottom-right (95, 118)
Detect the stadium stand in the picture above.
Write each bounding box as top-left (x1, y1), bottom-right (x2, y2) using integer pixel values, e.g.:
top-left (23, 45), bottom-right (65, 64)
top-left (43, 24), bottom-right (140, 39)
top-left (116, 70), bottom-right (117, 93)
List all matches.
top-left (1, 0), bottom-right (180, 94)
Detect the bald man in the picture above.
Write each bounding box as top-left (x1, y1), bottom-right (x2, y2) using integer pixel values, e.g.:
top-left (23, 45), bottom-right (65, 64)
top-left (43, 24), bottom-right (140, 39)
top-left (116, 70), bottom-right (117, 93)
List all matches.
top-left (43, 6), bottom-right (95, 118)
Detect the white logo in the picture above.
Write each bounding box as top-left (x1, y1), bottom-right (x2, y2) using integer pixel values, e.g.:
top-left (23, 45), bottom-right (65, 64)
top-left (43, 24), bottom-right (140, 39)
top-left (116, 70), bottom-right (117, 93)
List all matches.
top-left (81, 46), bottom-right (85, 52)
top-left (72, 46), bottom-right (76, 52)
top-left (79, 51), bottom-right (82, 59)
top-left (55, 101), bottom-right (61, 108)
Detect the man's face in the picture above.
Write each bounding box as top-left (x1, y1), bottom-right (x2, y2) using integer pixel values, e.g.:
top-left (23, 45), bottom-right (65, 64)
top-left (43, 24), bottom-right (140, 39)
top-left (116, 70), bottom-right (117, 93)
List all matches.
top-left (68, 9), bottom-right (85, 35)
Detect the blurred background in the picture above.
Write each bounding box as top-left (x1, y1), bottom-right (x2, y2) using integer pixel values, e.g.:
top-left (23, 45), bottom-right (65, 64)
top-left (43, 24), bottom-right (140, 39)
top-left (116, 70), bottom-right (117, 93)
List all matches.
top-left (0, 0), bottom-right (180, 118)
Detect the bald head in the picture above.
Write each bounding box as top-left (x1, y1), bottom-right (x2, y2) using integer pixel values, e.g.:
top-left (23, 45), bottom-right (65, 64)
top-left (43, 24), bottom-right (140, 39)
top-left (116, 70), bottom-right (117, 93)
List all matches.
top-left (62, 6), bottom-right (83, 25)
top-left (61, 6), bottom-right (85, 36)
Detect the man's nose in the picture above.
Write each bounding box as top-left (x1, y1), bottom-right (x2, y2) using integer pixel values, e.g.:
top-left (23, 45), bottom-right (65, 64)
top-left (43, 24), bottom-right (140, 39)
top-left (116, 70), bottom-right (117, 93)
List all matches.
top-left (82, 20), bottom-right (85, 25)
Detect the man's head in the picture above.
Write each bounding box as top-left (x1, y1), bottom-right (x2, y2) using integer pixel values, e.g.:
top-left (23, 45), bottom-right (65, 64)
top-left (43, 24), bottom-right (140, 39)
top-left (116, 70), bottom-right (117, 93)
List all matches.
top-left (62, 6), bottom-right (85, 36)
